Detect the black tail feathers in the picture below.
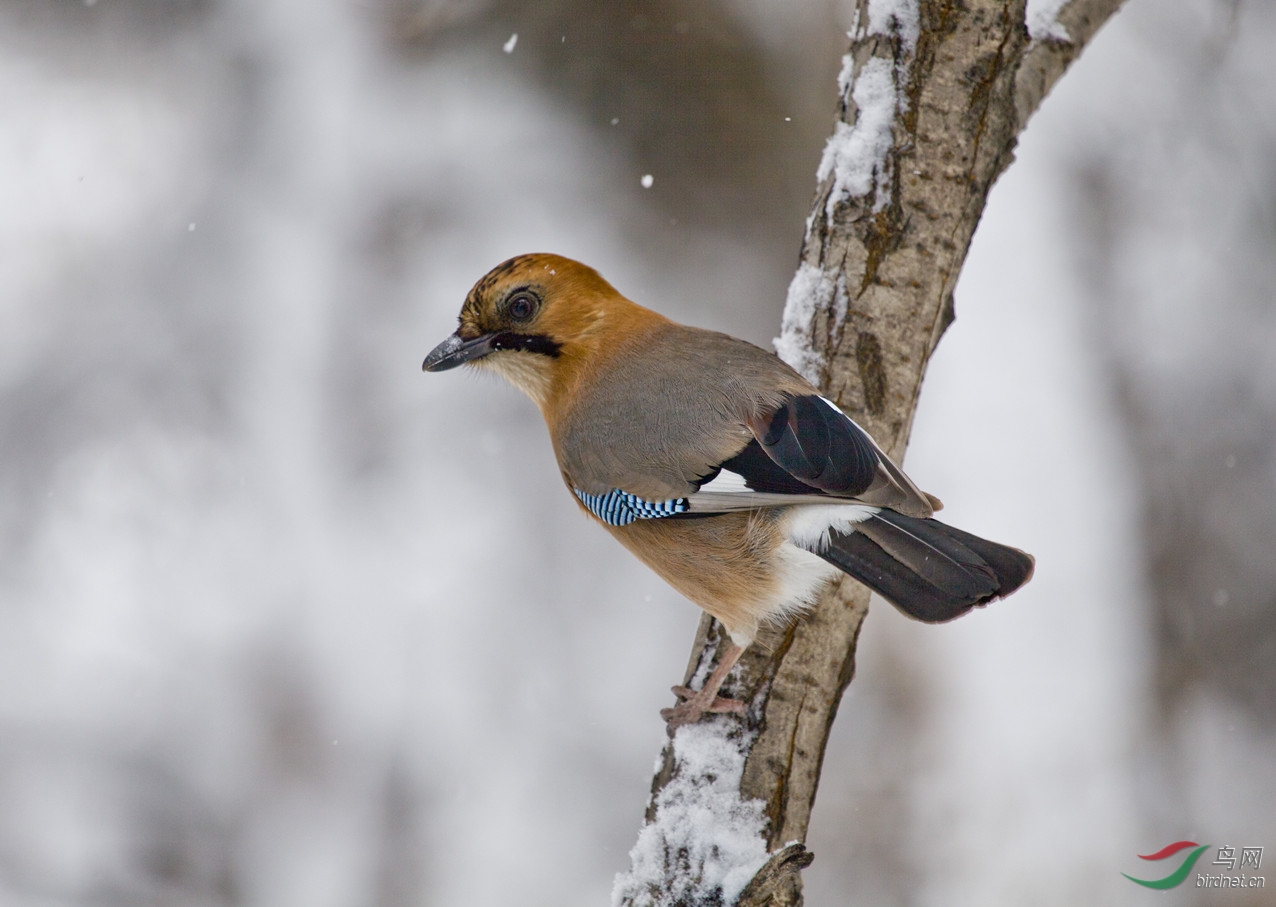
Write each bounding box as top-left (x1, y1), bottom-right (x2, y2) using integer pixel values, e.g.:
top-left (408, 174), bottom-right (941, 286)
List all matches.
top-left (814, 511), bottom-right (1034, 623)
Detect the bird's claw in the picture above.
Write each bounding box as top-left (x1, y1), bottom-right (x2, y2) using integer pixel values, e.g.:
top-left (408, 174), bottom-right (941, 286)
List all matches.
top-left (661, 686), bottom-right (746, 734)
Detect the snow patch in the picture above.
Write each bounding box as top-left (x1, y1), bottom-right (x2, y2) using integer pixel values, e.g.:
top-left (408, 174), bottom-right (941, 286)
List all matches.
top-left (818, 56), bottom-right (899, 220)
top-left (865, 0), bottom-right (920, 50)
top-left (774, 262), bottom-right (835, 383)
top-left (778, 1), bottom-right (923, 417)
top-left (612, 723), bottom-right (770, 907)
top-left (1027, 0), bottom-right (1071, 41)
top-left (835, 47), bottom-right (857, 100)
top-left (817, 1), bottom-right (923, 224)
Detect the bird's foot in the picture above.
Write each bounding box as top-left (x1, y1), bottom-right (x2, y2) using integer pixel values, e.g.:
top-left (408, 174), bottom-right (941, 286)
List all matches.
top-left (660, 685), bottom-right (746, 734)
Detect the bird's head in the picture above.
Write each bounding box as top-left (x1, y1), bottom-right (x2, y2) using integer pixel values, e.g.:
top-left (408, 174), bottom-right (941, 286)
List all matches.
top-left (423, 253), bottom-right (660, 408)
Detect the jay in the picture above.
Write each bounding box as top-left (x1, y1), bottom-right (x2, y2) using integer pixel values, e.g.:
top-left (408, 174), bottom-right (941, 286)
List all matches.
top-left (424, 254), bottom-right (1034, 729)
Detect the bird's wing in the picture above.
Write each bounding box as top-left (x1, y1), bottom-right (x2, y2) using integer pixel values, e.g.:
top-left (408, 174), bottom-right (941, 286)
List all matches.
top-left (684, 394), bottom-right (936, 518)
top-left (566, 391), bottom-right (937, 525)
top-left (554, 325), bottom-right (935, 523)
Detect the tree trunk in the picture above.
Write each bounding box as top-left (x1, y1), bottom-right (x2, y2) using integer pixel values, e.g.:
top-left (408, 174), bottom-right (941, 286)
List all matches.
top-left (614, 1), bottom-right (1125, 904)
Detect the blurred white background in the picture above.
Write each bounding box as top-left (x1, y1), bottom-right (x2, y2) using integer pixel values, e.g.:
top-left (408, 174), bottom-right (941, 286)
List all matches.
top-left (1, 0), bottom-right (1273, 905)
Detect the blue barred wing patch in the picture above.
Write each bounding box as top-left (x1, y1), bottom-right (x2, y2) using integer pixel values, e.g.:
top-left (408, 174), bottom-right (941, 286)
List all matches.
top-left (573, 488), bottom-right (689, 526)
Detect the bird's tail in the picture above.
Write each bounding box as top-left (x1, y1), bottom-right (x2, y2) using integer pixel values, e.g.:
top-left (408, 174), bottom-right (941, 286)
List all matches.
top-left (811, 510), bottom-right (1035, 623)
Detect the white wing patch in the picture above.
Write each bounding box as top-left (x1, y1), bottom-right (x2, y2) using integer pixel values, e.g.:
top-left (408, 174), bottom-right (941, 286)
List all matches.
top-left (697, 468), bottom-right (751, 494)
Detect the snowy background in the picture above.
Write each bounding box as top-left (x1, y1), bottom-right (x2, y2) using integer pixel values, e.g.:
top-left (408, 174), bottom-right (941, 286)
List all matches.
top-left (2, 0), bottom-right (1274, 905)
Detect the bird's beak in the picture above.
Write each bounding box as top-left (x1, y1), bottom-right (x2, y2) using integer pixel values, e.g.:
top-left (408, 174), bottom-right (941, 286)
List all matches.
top-left (422, 331), bottom-right (496, 372)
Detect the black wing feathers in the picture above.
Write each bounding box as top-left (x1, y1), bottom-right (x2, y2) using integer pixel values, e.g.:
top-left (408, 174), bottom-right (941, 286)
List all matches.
top-left (714, 440), bottom-right (823, 495)
top-left (750, 395), bottom-right (878, 496)
top-left (815, 512), bottom-right (1035, 623)
top-left (868, 511), bottom-right (1034, 596)
top-left (817, 532), bottom-right (979, 623)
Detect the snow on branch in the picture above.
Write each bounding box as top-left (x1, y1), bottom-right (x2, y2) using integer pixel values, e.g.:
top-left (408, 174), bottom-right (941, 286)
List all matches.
top-left (775, 0), bottom-right (919, 385)
top-left (818, 0), bottom-right (918, 225)
top-left (774, 263), bottom-right (834, 383)
top-left (817, 57), bottom-right (899, 220)
top-left (1027, 0), bottom-right (1071, 41)
top-left (612, 722), bottom-right (770, 907)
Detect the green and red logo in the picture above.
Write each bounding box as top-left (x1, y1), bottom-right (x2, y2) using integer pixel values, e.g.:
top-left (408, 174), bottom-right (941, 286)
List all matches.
top-left (1123, 841), bottom-right (1210, 889)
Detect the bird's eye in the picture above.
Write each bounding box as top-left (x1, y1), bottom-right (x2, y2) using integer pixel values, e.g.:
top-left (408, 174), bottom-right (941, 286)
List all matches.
top-left (506, 291), bottom-right (538, 322)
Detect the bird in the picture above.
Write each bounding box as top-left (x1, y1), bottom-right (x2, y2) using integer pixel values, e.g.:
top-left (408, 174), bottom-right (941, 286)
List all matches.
top-left (423, 253), bottom-right (1034, 730)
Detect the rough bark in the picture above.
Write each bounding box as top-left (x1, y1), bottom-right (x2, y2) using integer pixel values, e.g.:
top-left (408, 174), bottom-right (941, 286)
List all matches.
top-left (620, 1), bottom-right (1125, 904)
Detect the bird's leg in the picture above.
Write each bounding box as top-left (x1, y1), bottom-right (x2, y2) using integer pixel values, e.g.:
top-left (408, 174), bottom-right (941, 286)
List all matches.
top-left (660, 642), bottom-right (747, 733)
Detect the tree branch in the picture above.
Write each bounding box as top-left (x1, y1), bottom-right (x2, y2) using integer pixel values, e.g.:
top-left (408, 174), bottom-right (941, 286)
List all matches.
top-left (615, 1), bottom-right (1124, 903)
top-left (1016, 0), bottom-right (1127, 131)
